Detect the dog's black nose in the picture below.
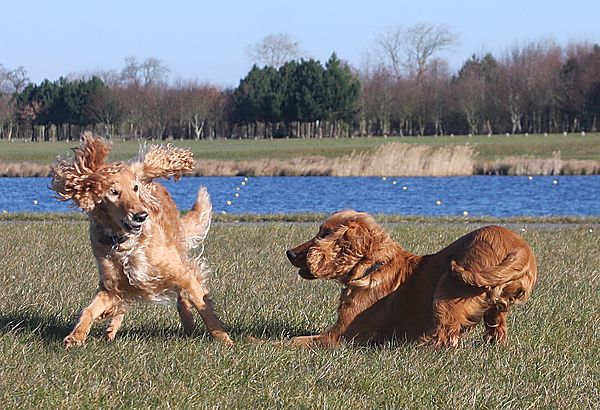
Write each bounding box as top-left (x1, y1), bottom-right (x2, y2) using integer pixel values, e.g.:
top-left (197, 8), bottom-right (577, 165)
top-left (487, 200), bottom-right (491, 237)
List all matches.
top-left (286, 250), bottom-right (297, 261)
top-left (133, 211), bottom-right (148, 223)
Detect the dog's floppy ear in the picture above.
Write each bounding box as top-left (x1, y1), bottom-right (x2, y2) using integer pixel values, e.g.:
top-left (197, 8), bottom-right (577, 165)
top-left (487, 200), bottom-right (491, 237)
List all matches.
top-left (136, 144), bottom-right (195, 182)
top-left (307, 217), bottom-right (370, 279)
top-left (343, 214), bottom-right (390, 259)
top-left (50, 132), bottom-right (118, 211)
top-left (339, 215), bottom-right (392, 280)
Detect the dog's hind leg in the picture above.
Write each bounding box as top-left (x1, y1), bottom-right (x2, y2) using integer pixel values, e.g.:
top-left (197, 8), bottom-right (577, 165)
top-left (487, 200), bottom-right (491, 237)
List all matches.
top-left (177, 294), bottom-right (196, 336)
top-left (483, 308), bottom-right (508, 344)
top-left (184, 280), bottom-right (233, 345)
top-left (64, 290), bottom-right (118, 349)
top-left (430, 299), bottom-right (463, 348)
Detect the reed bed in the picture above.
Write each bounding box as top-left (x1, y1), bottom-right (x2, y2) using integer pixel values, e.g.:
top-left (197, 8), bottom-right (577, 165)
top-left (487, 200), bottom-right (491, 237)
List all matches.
top-left (0, 161), bottom-right (50, 177)
top-left (477, 152), bottom-right (600, 175)
top-left (192, 143), bottom-right (475, 176)
top-left (2, 142), bottom-right (599, 177)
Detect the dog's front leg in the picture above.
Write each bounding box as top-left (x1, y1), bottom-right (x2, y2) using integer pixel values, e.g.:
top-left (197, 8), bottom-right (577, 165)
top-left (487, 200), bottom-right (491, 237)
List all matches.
top-left (104, 303), bottom-right (129, 342)
top-left (64, 290), bottom-right (117, 349)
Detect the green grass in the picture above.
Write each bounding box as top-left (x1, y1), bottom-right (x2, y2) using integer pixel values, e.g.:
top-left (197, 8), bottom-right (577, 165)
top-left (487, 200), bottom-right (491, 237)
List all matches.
top-left (1, 133), bottom-right (600, 164)
top-left (1, 218), bottom-right (599, 408)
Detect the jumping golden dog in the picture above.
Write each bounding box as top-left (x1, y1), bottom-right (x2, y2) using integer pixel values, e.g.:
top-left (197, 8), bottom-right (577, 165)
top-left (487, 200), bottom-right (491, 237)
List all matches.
top-left (286, 211), bottom-right (537, 348)
top-left (51, 132), bottom-right (233, 348)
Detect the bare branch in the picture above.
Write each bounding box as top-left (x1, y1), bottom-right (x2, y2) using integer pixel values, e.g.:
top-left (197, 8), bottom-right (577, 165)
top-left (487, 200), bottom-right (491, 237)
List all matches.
top-left (247, 33), bottom-right (305, 68)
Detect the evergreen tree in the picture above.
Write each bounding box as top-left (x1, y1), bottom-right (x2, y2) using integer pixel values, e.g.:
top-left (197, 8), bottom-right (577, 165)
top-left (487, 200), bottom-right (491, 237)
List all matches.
top-left (323, 53), bottom-right (360, 130)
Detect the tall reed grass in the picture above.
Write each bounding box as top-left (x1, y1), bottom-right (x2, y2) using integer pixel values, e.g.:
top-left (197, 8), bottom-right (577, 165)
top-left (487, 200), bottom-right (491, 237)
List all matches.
top-left (1, 143), bottom-right (599, 177)
top-left (0, 161), bottom-right (49, 177)
top-left (331, 143), bottom-right (475, 176)
top-left (477, 151), bottom-right (600, 175)
top-left (192, 143), bottom-right (476, 176)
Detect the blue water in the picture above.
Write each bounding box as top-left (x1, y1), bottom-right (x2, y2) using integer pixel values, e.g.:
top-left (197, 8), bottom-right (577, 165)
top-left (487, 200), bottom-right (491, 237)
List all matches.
top-left (0, 176), bottom-right (598, 217)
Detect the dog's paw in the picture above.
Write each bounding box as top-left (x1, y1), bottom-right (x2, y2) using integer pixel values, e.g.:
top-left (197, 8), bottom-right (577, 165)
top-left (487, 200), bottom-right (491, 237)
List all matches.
top-left (63, 335), bottom-right (85, 350)
top-left (289, 335), bottom-right (320, 348)
top-left (213, 331), bottom-right (234, 346)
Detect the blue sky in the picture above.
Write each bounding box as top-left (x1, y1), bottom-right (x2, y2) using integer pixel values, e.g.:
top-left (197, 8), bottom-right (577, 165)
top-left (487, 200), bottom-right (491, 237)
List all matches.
top-left (2, 0), bottom-right (599, 87)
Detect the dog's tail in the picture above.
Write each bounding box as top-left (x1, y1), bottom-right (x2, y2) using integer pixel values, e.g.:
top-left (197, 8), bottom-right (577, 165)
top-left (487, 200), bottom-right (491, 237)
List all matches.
top-left (450, 247), bottom-right (534, 289)
top-left (181, 186), bottom-right (212, 253)
top-left (452, 248), bottom-right (537, 311)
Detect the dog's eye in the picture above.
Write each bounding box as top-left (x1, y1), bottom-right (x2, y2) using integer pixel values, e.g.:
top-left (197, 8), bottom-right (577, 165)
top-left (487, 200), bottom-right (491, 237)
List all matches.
top-left (133, 184), bottom-right (139, 193)
top-left (318, 229), bottom-right (332, 238)
top-left (109, 188), bottom-right (120, 196)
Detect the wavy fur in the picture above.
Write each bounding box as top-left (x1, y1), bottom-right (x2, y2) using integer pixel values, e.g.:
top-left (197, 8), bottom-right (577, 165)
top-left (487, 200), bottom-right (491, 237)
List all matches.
top-left (287, 211), bottom-right (537, 348)
top-left (50, 133), bottom-right (232, 348)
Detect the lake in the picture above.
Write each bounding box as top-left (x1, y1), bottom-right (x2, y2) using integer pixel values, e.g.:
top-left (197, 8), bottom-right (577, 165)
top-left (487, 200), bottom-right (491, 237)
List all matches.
top-left (1, 176), bottom-right (599, 217)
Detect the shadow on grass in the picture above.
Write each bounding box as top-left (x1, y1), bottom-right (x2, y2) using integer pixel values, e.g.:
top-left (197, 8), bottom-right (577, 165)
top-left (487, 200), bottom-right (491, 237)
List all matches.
top-left (0, 310), bottom-right (219, 346)
top-left (231, 320), bottom-right (315, 341)
top-left (0, 310), bottom-right (319, 346)
top-left (0, 311), bottom-right (71, 345)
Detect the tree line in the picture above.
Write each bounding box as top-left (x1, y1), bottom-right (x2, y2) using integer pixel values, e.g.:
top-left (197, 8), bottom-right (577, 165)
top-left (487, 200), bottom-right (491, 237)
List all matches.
top-left (1, 39), bottom-right (599, 141)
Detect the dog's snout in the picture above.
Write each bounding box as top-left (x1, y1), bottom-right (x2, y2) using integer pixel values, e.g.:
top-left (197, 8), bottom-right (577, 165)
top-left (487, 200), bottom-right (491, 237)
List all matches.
top-left (133, 211), bottom-right (148, 223)
top-left (286, 249), bottom-right (297, 261)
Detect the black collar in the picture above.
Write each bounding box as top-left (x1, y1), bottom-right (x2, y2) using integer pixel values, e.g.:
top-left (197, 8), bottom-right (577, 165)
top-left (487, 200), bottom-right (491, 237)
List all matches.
top-left (348, 261), bottom-right (385, 283)
top-left (98, 232), bottom-right (129, 247)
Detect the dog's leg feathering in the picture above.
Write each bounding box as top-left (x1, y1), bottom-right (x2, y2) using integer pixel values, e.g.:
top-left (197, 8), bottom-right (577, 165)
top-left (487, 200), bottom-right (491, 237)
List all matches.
top-left (104, 306), bottom-right (128, 342)
top-left (182, 272), bottom-right (233, 345)
top-left (64, 291), bottom-right (118, 349)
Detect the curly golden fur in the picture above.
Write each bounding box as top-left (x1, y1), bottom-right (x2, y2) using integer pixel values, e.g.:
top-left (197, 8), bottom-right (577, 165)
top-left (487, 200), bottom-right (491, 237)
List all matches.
top-left (51, 132), bottom-right (232, 348)
top-left (286, 210), bottom-right (537, 348)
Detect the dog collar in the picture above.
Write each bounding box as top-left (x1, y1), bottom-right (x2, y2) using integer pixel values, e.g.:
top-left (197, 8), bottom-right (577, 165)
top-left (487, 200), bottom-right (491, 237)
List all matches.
top-left (98, 233), bottom-right (129, 246)
top-left (98, 233), bottom-right (129, 257)
top-left (348, 261), bottom-right (385, 283)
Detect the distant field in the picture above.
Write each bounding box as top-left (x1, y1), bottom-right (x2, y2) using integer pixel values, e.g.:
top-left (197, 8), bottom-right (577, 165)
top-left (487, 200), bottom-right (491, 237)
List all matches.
top-left (1, 133), bottom-right (599, 164)
top-left (1, 217), bottom-right (598, 408)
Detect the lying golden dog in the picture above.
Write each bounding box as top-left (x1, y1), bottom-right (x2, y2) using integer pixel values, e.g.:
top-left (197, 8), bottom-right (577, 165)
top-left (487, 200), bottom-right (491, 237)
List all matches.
top-left (51, 132), bottom-right (232, 348)
top-left (286, 211), bottom-right (537, 348)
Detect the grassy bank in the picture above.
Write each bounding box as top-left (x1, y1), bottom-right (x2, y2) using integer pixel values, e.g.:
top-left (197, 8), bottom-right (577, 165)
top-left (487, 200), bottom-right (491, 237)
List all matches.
top-left (2, 134), bottom-right (600, 176)
top-left (1, 132), bottom-right (599, 163)
top-left (1, 217), bottom-right (598, 408)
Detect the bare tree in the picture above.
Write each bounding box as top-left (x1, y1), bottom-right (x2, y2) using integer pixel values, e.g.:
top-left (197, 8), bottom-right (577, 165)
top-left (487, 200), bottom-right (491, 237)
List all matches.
top-left (141, 57), bottom-right (169, 87)
top-left (375, 27), bottom-right (404, 79)
top-left (85, 86), bottom-right (126, 138)
top-left (0, 64), bottom-right (7, 93)
top-left (376, 23), bottom-right (456, 84)
top-left (247, 33), bottom-right (305, 68)
top-left (405, 23), bottom-right (456, 85)
top-left (0, 94), bottom-right (16, 140)
top-left (120, 56), bottom-right (142, 86)
top-left (94, 69), bottom-right (122, 87)
top-left (0, 65), bottom-right (30, 93)
top-left (120, 56), bottom-right (169, 87)
top-left (176, 81), bottom-right (222, 139)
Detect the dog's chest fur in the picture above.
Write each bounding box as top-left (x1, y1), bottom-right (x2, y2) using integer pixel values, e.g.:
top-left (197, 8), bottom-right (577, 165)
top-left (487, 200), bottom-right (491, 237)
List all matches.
top-left (99, 235), bottom-right (177, 304)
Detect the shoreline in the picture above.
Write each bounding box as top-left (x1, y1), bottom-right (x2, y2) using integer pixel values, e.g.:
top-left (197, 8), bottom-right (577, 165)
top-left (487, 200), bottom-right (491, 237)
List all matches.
top-left (2, 157), bottom-right (599, 177)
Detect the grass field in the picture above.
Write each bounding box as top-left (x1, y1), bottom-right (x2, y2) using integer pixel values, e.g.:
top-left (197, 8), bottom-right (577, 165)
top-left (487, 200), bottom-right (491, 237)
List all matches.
top-left (1, 133), bottom-right (600, 164)
top-left (1, 216), bottom-right (598, 408)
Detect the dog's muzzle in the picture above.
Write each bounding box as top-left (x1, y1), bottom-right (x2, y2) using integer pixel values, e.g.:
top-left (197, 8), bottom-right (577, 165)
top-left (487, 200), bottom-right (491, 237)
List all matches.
top-left (286, 249), bottom-right (317, 279)
top-left (123, 211), bottom-right (148, 232)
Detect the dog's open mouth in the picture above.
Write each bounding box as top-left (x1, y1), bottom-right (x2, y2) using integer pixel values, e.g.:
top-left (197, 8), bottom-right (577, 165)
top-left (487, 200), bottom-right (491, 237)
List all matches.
top-left (123, 220), bottom-right (143, 233)
top-left (298, 268), bottom-right (317, 280)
